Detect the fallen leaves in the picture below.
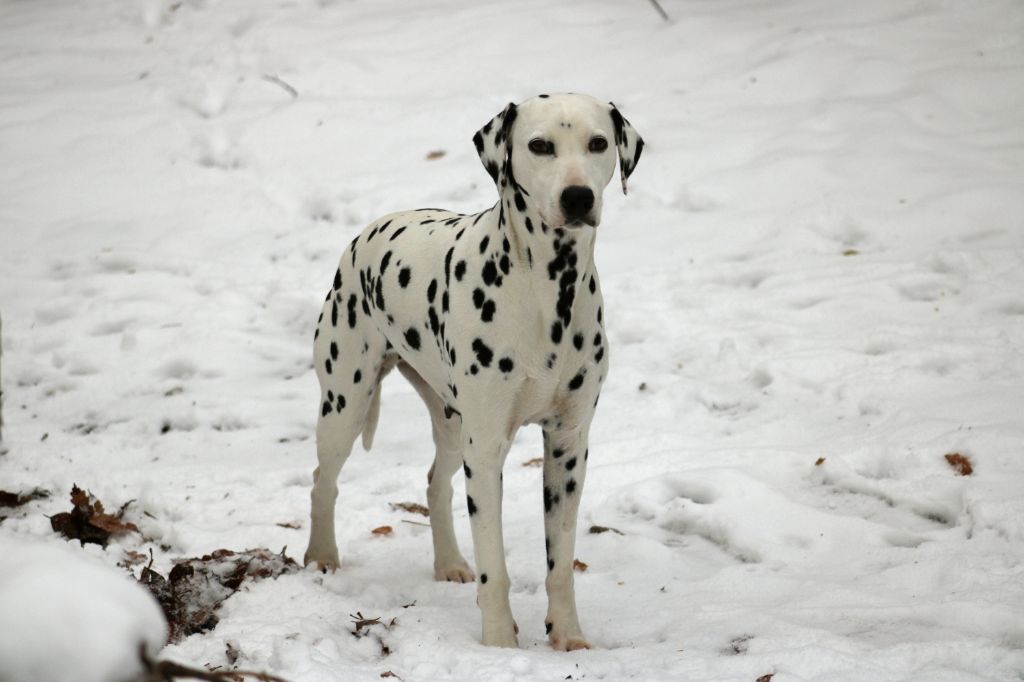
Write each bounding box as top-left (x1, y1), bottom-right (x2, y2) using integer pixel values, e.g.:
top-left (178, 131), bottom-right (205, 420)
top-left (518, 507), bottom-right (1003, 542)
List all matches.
top-left (945, 453), bottom-right (973, 476)
top-left (371, 525), bottom-right (394, 536)
top-left (351, 611), bottom-right (397, 657)
top-left (588, 525), bottom-right (624, 536)
top-left (815, 457), bottom-right (826, 466)
top-left (573, 558), bottom-right (588, 572)
top-left (138, 547), bottom-right (299, 643)
top-left (389, 501), bottom-right (429, 516)
top-left (522, 457), bottom-right (543, 467)
top-left (0, 487), bottom-right (49, 508)
top-left (49, 485), bottom-right (138, 546)
top-left (425, 150), bottom-right (446, 160)
top-left (756, 675), bottom-right (775, 682)
top-left (0, 488), bottom-right (49, 520)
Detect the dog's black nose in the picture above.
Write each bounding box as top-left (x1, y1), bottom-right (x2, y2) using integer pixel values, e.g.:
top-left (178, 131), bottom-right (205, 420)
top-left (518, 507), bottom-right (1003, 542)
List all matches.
top-left (560, 186), bottom-right (594, 221)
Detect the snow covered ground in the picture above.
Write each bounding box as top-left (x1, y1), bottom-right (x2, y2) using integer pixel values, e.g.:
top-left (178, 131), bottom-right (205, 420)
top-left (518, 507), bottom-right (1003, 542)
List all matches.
top-left (2, 0), bottom-right (1024, 680)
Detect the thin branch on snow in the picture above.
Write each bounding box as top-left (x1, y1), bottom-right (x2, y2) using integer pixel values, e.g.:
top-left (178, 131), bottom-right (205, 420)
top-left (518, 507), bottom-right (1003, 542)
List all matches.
top-left (647, 0), bottom-right (670, 21)
top-left (261, 74), bottom-right (298, 99)
top-left (138, 645), bottom-right (292, 682)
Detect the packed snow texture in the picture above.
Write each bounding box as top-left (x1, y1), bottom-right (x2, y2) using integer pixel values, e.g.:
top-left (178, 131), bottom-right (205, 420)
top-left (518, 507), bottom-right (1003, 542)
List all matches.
top-left (0, 536), bottom-right (167, 682)
top-left (1, 0), bottom-right (1023, 681)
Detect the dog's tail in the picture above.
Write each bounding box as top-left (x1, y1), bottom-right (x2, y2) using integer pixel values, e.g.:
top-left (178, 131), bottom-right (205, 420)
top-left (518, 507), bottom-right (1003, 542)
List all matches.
top-left (361, 386), bottom-right (382, 450)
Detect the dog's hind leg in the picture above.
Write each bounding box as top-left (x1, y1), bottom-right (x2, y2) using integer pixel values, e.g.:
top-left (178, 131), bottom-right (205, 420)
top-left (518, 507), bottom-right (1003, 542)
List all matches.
top-left (397, 363), bottom-right (474, 583)
top-left (304, 291), bottom-right (389, 571)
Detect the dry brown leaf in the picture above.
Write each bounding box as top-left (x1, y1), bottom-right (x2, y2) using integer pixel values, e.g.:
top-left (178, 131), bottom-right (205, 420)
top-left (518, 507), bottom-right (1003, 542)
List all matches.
top-left (425, 150), bottom-right (446, 160)
top-left (138, 547), bottom-right (298, 643)
top-left (945, 453), bottom-right (973, 476)
top-left (389, 502), bottom-right (429, 516)
top-left (588, 525), bottom-right (624, 535)
top-left (371, 525), bottom-right (394, 536)
top-left (521, 457), bottom-right (543, 467)
top-left (756, 675), bottom-right (774, 682)
top-left (573, 558), bottom-right (588, 572)
top-left (0, 488), bottom-right (49, 508)
top-left (843, 249), bottom-right (859, 256)
top-left (815, 457), bottom-right (825, 466)
top-left (50, 484), bottom-right (139, 547)
top-left (276, 521), bottom-right (301, 529)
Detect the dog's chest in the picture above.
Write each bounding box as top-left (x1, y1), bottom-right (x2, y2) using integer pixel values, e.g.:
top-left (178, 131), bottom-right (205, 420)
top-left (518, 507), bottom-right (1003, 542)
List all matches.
top-left (350, 208), bottom-right (608, 423)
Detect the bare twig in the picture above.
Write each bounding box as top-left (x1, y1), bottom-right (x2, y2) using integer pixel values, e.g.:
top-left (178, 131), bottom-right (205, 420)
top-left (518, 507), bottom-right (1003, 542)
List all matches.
top-left (261, 75), bottom-right (298, 99)
top-left (139, 644), bottom-right (291, 682)
top-left (647, 0), bottom-right (670, 21)
top-left (399, 519), bottom-right (430, 528)
top-left (0, 313), bottom-right (4, 445)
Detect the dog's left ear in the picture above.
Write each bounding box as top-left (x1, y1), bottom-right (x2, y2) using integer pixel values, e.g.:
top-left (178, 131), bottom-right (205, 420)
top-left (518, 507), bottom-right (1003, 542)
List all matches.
top-left (609, 102), bottom-right (644, 195)
top-left (473, 101), bottom-right (518, 190)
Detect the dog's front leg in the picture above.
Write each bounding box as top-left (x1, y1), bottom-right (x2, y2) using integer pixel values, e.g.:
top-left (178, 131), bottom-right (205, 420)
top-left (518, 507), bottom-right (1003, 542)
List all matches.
top-left (542, 427), bottom-right (591, 650)
top-left (462, 433), bottom-right (518, 647)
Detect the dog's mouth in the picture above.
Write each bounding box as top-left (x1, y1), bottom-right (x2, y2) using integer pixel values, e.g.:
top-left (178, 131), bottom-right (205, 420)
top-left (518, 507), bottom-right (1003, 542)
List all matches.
top-left (565, 216), bottom-right (598, 229)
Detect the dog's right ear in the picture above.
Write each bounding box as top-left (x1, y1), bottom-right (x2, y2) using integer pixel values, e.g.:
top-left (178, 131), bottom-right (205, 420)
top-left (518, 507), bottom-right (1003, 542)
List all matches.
top-left (609, 102), bottom-right (644, 195)
top-left (473, 102), bottom-right (518, 189)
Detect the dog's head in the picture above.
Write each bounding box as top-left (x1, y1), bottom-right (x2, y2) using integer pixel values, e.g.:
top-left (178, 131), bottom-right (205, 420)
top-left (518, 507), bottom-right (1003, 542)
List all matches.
top-left (473, 93), bottom-right (644, 230)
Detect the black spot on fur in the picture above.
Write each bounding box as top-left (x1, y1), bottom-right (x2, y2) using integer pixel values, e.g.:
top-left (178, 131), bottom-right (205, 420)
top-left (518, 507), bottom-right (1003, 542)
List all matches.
top-left (325, 358), bottom-right (332, 374)
top-left (336, 394), bottom-right (346, 411)
top-left (353, 369), bottom-right (362, 383)
top-left (454, 260), bottom-right (467, 281)
top-left (479, 236), bottom-right (490, 254)
top-left (545, 621), bottom-right (553, 634)
top-left (480, 573), bottom-right (488, 584)
top-left (330, 342), bottom-right (339, 361)
top-left (333, 269), bottom-right (341, 290)
top-left (347, 294), bottom-right (357, 328)
top-left (544, 486), bottom-right (560, 513)
top-left (405, 328), bottom-right (421, 350)
top-left (380, 250), bottom-right (392, 275)
top-left (472, 338), bottom-right (493, 367)
top-left (481, 300), bottom-right (495, 322)
top-left (321, 401), bottom-right (331, 416)
top-left (566, 457), bottom-right (577, 471)
top-left (568, 373), bottom-right (584, 390)
top-left (467, 496), bottom-right (477, 515)
top-left (547, 558), bottom-right (554, 571)
top-left (389, 225), bottom-right (407, 241)
top-left (551, 321), bottom-right (563, 344)
top-left (398, 267), bottom-right (411, 288)
top-left (482, 260), bottom-right (498, 286)
top-left (427, 279), bottom-right (437, 303)
top-left (498, 357), bottom-right (514, 373)
top-left (573, 333), bottom-right (584, 351)
top-left (464, 462), bottom-right (472, 478)
top-left (589, 275), bottom-right (596, 294)
top-left (594, 347), bottom-right (605, 363)
top-left (566, 478), bottom-right (577, 494)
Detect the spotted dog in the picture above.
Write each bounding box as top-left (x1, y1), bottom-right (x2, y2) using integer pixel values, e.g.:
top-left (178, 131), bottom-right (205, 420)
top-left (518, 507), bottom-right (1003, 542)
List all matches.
top-left (304, 93), bottom-right (643, 650)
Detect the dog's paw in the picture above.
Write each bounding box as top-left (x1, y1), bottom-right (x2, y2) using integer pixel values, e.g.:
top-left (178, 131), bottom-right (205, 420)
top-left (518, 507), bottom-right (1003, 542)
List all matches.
top-left (304, 547), bottom-right (341, 573)
top-left (481, 624), bottom-right (519, 648)
top-left (434, 559), bottom-right (475, 583)
top-left (547, 621), bottom-right (591, 651)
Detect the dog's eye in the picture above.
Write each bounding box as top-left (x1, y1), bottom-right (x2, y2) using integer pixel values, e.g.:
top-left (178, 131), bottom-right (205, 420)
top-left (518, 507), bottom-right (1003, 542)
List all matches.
top-left (528, 138), bottom-right (554, 155)
top-left (588, 136), bottom-right (608, 153)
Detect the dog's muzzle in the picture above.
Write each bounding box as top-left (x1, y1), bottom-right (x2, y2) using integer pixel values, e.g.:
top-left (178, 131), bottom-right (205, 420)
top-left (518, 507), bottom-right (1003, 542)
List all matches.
top-left (560, 186), bottom-right (596, 227)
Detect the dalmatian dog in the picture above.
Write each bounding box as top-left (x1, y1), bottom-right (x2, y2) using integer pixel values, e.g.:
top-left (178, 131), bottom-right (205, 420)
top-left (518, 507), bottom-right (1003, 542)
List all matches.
top-left (304, 93), bottom-right (643, 650)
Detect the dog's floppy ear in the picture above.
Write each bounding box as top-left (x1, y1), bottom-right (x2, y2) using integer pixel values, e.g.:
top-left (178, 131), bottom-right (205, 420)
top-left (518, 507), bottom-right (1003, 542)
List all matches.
top-left (473, 101), bottom-right (518, 190)
top-left (609, 102), bottom-right (644, 195)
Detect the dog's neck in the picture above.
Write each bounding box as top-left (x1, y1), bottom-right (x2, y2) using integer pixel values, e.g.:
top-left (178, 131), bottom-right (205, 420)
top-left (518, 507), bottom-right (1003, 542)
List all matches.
top-left (482, 190), bottom-right (597, 339)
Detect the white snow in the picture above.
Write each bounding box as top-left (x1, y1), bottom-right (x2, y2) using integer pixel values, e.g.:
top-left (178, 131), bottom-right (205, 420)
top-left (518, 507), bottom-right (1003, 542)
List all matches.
top-left (2, 0), bottom-right (1023, 680)
top-left (0, 536), bottom-right (167, 682)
